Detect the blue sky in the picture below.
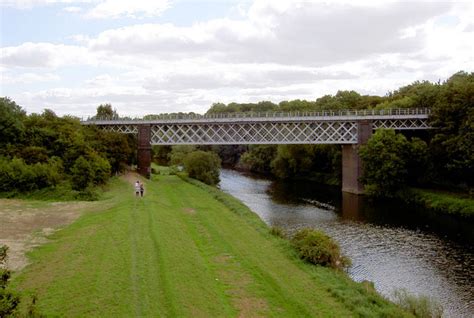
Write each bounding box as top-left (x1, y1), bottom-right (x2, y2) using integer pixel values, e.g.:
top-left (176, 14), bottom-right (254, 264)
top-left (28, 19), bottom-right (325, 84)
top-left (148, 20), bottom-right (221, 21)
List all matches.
top-left (1, 0), bottom-right (473, 117)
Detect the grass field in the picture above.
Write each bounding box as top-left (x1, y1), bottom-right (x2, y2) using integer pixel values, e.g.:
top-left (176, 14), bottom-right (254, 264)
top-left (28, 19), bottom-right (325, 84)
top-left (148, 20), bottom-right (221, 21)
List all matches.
top-left (11, 173), bottom-right (410, 317)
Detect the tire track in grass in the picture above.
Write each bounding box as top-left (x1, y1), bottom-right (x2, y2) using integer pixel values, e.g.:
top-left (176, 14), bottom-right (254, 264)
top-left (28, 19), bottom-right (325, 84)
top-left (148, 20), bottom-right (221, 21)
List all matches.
top-left (144, 191), bottom-right (178, 317)
top-left (129, 198), bottom-right (142, 317)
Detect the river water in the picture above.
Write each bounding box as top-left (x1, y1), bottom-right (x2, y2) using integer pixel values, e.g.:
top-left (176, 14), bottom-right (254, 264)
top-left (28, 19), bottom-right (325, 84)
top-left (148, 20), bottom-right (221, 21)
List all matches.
top-left (219, 169), bottom-right (473, 317)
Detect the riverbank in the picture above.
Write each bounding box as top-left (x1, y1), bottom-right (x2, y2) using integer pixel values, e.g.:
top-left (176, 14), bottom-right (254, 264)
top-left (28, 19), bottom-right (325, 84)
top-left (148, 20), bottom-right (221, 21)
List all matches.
top-left (9, 173), bottom-right (410, 317)
top-left (403, 188), bottom-right (474, 218)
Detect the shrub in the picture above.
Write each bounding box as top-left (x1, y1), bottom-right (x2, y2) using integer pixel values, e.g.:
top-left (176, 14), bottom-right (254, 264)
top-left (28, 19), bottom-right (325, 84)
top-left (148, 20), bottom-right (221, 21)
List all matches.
top-left (70, 156), bottom-right (94, 190)
top-left (291, 228), bottom-right (351, 270)
top-left (1, 245), bottom-right (43, 317)
top-left (88, 153), bottom-right (111, 185)
top-left (0, 157), bottom-right (63, 193)
top-left (183, 151), bottom-right (221, 185)
top-left (0, 245), bottom-right (20, 317)
top-left (392, 288), bottom-right (443, 318)
top-left (269, 226), bottom-right (286, 238)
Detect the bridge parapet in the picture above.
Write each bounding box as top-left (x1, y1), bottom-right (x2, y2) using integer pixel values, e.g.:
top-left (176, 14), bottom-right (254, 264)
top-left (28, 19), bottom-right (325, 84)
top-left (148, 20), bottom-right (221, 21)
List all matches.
top-left (82, 108), bottom-right (431, 124)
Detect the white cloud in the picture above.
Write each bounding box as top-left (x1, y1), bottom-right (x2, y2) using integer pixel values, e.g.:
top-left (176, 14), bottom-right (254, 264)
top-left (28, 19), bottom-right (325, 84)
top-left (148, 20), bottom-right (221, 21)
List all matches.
top-left (0, 42), bottom-right (97, 68)
top-left (85, 1), bottom-right (452, 66)
top-left (85, 0), bottom-right (172, 19)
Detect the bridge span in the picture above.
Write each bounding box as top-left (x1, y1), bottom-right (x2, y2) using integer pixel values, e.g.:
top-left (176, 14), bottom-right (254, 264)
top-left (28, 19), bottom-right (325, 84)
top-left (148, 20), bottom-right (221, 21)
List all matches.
top-left (82, 108), bottom-right (431, 194)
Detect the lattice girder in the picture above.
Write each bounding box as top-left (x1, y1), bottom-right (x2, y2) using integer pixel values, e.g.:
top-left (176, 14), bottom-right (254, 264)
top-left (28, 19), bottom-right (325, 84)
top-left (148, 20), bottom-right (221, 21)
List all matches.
top-left (373, 118), bottom-right (430, 130)
top-left (147, 121), bottom-right (358, 145)
top-left (92, 117), bottom-right (430, 145)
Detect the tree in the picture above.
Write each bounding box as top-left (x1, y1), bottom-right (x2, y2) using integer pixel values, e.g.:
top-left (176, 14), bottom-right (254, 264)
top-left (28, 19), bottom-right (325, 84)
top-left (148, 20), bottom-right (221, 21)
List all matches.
top-left (239, 145), bottom-right (277, 174)
top-left (359, 129), bottom-right (411, 197)
top-left (183, 151), bottom-right (221, 185)
top-left (95, 104), bottom-right (118, 120)
top-left (429, 71), bottom-right (474, 186)
top-left (0, 97), bottom-right (25, 150)
top-left (153, 145), bottom-right (172, 165)
top-left (170, 145), bottom-right (196, 166)
top-left (70, 156), bottom-right (94, 191)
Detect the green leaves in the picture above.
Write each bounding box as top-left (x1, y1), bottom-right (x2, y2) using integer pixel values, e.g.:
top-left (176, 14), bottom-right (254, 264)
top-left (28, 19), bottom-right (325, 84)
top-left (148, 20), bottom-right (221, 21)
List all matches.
top-left (183, 150), bottom-right (221, 185)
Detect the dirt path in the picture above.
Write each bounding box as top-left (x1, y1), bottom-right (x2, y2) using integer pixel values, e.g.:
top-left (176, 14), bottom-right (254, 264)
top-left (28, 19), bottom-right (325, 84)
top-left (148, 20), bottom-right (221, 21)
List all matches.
top-left (0, 199), bottom-right (102, 271)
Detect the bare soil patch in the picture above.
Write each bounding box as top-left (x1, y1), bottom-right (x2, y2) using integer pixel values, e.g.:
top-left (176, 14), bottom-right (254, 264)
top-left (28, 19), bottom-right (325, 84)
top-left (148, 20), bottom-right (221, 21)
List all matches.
top-left (0, 199), bottom-right (102, 271)
top-left (183, 207), bottom-right (196, 215)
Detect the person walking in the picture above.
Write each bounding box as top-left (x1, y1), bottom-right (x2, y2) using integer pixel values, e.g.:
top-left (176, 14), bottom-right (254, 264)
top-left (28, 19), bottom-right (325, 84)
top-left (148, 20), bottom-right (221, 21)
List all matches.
top-left (134, 180), bottom-right (140, 197)
top-left (140, 183), bottom-right (145, 197)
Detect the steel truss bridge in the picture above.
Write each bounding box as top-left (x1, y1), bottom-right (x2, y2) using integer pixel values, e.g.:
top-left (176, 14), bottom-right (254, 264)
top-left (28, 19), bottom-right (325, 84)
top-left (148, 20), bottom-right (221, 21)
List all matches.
top-left (82, 108), bottom-right (431, 145)
top-left (82, 108), bottom-right (431, 194)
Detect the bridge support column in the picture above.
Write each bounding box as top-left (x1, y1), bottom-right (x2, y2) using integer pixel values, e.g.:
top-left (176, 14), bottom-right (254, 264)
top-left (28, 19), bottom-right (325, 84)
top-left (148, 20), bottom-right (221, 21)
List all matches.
top-left (137, 124), bottom-right (152, 179)
top-left (342, 120), bottom-right (372, 194)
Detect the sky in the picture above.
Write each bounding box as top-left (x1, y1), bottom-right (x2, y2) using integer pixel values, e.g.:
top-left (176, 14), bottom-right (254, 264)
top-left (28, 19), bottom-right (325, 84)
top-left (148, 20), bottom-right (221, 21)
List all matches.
top-left (1, 0), bottom-right (473, 117)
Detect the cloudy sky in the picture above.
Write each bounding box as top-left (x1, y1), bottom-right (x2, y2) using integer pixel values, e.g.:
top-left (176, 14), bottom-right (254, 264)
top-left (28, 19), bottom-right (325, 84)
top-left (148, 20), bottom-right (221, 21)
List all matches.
top-left (1, 0), bottom-right (473, 117)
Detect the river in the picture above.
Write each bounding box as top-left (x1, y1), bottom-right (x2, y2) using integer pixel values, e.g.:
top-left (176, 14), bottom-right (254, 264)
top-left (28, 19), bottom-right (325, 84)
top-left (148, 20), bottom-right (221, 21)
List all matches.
top-left (219, 169), bottom-right (473, 317)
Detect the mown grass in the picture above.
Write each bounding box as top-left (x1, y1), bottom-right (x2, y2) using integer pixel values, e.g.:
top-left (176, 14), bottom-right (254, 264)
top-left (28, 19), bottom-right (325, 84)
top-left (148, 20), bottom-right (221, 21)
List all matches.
top-left (12, 174), bottom-right (411, 317)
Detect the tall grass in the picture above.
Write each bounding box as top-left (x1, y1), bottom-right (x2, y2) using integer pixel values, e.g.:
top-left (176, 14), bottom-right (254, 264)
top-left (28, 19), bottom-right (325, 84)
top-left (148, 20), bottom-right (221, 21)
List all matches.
top-left (392, 289), bottom-right (443, 318)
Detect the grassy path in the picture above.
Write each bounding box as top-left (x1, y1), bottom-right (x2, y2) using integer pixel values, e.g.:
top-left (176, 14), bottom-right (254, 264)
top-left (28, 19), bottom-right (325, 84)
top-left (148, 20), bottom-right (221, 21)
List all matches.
top-left (12, 174), bottom-right (409, 317)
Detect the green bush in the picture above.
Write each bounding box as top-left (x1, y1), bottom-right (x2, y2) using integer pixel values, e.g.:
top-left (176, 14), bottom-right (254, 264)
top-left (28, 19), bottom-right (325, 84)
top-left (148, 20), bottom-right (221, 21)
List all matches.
top-left (1, 245), bottom-right (43, 317)
top-left (291, 228), bottom-right (351, 270)
top-left (0, 157), bottom-right (62, 193)
top-left (88, 153), bottom-right (111, 185)
top-left (0, 245), bottom-right (20, 317)
top-left (269, 226), bottom-right (286, 238)
top-left (392, 288), bottom-right (443, 318)
top-left (71, 156), bottom-right (94, 191)
top-left (183, 151), bottom-right (221, 185)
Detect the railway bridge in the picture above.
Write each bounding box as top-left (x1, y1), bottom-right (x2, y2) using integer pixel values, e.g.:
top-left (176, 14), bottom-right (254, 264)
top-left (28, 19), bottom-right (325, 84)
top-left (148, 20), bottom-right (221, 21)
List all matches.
top-left (82, 108), bottom-right (431, 194)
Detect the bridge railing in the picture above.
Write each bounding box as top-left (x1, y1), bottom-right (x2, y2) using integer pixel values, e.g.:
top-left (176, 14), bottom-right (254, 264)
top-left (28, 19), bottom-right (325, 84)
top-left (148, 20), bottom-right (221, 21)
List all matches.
top-left (83, 108), bottom-right (431, 122)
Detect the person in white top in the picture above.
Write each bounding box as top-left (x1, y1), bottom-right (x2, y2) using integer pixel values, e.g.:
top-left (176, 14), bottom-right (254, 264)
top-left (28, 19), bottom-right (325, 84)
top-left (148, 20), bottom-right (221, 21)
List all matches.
top-left (134, 181), bottom-right (140, 197)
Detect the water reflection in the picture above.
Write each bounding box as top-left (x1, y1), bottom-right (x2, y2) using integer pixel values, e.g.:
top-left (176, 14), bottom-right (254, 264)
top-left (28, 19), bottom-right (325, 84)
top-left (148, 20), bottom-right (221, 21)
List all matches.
top-left (219, 169), bottom-right (474, 317)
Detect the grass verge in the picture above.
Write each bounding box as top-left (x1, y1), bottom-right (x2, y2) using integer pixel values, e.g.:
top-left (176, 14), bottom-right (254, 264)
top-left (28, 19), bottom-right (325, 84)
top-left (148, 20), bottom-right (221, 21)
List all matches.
top-left (11, 173), bottom-right (410, 317)
top-left (404, 188), bottom-right (474, 218)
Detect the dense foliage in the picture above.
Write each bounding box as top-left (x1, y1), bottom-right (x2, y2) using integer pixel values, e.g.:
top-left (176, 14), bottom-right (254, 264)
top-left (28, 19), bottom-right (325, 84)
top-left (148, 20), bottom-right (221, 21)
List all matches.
top-left (183, 150), bottom-right (221, 185)
top-left (0, 98), bottom-right (135, 197)
top-left (359, 130), bottom-right (430, 197)
top-left (291, 228), bottom-right (350, 270)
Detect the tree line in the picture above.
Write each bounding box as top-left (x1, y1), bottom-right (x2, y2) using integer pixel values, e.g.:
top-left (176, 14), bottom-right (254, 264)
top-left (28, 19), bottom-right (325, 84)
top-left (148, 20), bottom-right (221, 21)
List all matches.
top-left (0, 99), bottom-right (135, 198)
